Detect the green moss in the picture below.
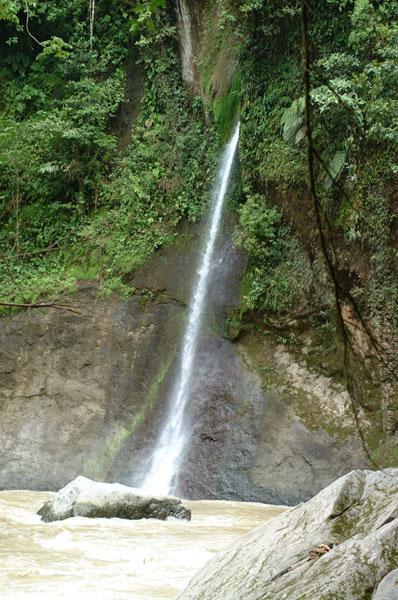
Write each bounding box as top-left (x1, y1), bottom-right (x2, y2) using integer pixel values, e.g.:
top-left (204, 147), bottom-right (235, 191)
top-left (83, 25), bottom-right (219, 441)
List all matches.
top-left (372, 434), bottom-right (398, 468)
top-left (213, 71), bottom-right (241, 140)
top-left (237, 328), bottom-right (368, 444)
top-left (84, 351), bottom-right (176, 480)
top-left (197, 5), bottom-right (240, 139)
top-left (199, 7), bottom-right (225, 98)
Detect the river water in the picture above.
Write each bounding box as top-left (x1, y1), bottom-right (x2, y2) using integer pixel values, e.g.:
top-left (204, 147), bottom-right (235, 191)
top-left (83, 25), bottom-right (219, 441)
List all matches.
top-left (0, 491), bottom-right (284, 599)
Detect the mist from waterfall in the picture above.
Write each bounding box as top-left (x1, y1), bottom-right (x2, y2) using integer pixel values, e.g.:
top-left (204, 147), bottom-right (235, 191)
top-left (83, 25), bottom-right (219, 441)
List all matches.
top-left (141, 123), bottom-right (240, 496)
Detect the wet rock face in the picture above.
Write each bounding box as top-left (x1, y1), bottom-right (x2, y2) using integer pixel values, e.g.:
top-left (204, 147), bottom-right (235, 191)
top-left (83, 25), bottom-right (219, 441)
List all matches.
top-left (0, 284), bottom-right (185, 492)
top-left (178, 469), bottom-right (398, 600)
top-left (0, 219), bottom-right (367, 503)
top-left (37, 476), bottom-right (191, 522)
top-left (176, 0), bottom-right (206, 95)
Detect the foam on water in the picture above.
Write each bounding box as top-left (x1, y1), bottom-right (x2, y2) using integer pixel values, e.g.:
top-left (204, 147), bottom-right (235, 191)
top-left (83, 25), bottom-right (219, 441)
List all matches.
top-left (0, 490), bottom-right (283, 600)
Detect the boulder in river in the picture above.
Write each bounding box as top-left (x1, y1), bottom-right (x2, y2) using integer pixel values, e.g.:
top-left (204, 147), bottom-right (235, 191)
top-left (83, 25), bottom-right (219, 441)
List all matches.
top-left (178, 468), bottom-right (398, 599)
top-left (37, 476), bottom-right (191, 522)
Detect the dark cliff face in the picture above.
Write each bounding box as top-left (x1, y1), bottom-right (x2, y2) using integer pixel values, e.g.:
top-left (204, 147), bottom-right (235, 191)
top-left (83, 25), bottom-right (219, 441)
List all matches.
top-left (0, 218), bottom-right (367, 504)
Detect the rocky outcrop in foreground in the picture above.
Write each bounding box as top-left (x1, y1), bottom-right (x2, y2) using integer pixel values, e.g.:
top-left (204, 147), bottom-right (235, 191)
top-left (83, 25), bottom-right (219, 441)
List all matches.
top-left (37, 476), bottom-right (191, 522)
top-left (373, 570), bottom-right (398, 599)
top-left (179, 469), bottom-right (398, 599)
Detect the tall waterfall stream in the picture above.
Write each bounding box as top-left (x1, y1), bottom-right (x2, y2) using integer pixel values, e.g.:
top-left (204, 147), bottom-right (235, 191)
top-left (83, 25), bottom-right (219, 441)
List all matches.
top-left (141, 124), bottom-right (240, 496)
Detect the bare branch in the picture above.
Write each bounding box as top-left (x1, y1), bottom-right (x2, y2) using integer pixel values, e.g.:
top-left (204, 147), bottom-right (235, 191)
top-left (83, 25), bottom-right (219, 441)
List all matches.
top-left (24, 0), bottom-right (44, 47)
top-left (0, 301), bottom-right (82, 315)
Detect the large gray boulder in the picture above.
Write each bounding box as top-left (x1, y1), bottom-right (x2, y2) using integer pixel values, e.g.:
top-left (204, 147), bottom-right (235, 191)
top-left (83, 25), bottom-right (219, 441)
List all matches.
top-left (373, 570), bottom-right (398, 599)
top-left (37, 476), bottom-right (191, 522)
top-left (179, 469), bottom-right (398, 599)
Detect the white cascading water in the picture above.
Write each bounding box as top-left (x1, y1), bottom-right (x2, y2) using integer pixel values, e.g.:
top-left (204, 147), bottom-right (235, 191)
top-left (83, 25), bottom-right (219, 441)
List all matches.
top-left (177, 0), bottom-right (194, 86)
top-left (89, 0), bottom-right (95, 50)
top-left (141, 123), bottom-right (240, 496)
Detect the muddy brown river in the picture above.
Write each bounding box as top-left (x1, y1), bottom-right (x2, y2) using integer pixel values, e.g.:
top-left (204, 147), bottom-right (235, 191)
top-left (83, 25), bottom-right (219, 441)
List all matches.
top-left (0, 491), bottom-right (284, 599)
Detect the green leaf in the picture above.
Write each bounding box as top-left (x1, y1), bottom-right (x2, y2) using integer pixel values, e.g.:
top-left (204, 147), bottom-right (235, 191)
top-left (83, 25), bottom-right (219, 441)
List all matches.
top-left (281, 97), bottom-right (305, 144)
top-left (324, 150), bottom-right (347, 189)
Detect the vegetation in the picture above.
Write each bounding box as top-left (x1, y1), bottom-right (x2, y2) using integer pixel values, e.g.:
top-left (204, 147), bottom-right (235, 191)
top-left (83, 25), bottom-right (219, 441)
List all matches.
top-left (223, 0), bottom-right (397, 443)
top-left (0, 0), bottom-right (396, 442)
top-left (223, 0), bottom-right (398, 333)
top-left (0, 0), bottom-right (217, 304)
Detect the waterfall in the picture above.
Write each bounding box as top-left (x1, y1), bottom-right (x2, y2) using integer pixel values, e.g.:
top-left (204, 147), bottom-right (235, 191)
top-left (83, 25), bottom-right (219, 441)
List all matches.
top-left (89, 0), bottom-right (95, 50)
top-left (177, 0), bottom-right (194, 86)
top-left (141, 123), bottom-right (240, 496)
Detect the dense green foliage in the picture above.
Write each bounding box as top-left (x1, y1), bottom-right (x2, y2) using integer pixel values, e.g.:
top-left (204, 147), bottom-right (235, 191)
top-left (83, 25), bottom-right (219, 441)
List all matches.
top-left (235, 195), bottom-right (315, 313)
top-left (217, 0), bottom-right (398, 329)
top-left (0, 0), bottom-right (396, 339)
top-left (0, 0), bottom-right (216, 303)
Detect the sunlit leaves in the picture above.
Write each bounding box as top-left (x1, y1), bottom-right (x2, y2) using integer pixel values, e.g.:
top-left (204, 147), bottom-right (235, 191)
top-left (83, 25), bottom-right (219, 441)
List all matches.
top-left (0, 0), bottom-right (33, 23)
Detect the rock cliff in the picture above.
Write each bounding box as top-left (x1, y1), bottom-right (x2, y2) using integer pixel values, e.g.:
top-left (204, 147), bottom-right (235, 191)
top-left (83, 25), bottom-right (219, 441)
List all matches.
top-left (0, 221), bottom-right (367, 504)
